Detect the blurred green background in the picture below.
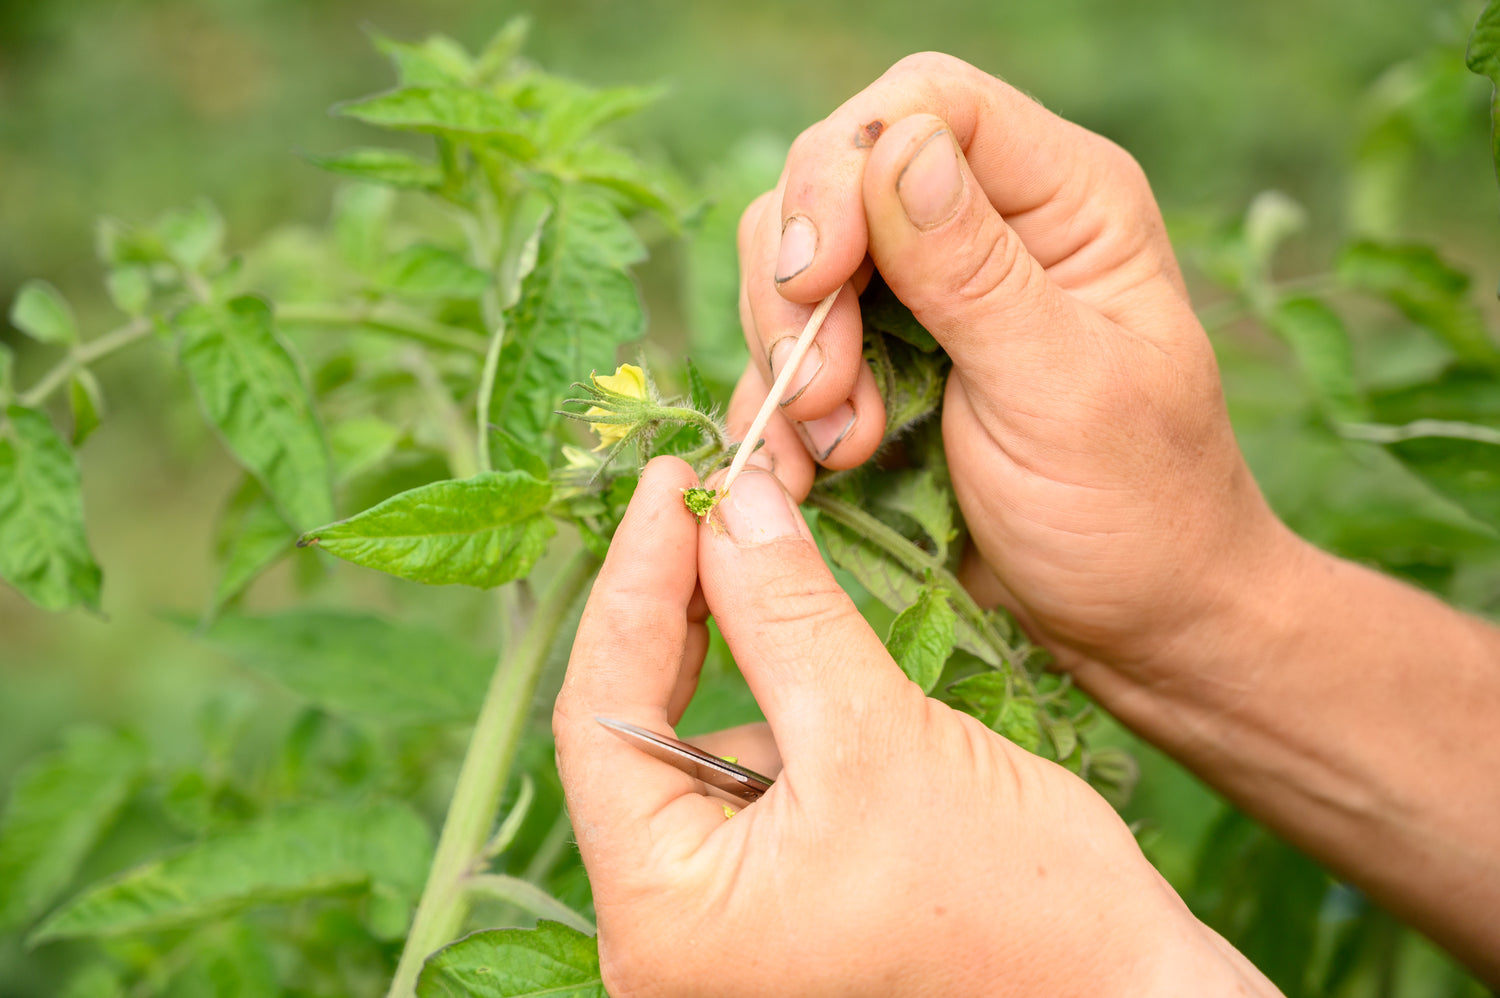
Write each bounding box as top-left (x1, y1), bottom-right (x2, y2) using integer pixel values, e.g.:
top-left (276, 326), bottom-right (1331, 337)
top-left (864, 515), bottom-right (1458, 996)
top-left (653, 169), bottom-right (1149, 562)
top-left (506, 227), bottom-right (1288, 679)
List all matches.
top-left (2, 0), bottom-right (1497, 994)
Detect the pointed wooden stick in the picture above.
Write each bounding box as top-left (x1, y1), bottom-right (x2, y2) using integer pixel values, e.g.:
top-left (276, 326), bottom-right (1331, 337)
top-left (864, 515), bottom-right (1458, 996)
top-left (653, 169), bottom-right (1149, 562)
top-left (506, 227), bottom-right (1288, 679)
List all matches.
top-left (720, 286), bottom-right (842, 495)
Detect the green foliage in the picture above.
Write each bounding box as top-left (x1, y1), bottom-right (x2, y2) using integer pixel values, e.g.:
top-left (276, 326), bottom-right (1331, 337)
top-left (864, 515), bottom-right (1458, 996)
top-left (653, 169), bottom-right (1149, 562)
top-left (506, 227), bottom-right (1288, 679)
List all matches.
top-left (0, 729), bottom-right (143, 932)
top-left (299, 471), bottom-right (555, 587)
top-left (0, 405), bottom-right (103, 611)
top-left (1, 7), bottom-right (1497, 997)
top-left (31, 800), bottom-right (432, 943)
top-left (416, 921), bottom-right (605, 998)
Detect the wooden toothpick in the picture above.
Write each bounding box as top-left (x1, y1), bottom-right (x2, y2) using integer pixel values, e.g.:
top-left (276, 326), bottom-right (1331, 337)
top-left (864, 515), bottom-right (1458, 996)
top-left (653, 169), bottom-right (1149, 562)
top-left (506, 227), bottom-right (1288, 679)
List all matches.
top-left (720, 286), bottom-right (842, 495)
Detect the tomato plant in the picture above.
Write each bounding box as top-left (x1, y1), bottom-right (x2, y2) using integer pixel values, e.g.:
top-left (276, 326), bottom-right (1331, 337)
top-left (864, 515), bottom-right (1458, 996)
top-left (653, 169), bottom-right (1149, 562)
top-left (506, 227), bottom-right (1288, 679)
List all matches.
top-left (2, 6), bottom-right (1498, 996)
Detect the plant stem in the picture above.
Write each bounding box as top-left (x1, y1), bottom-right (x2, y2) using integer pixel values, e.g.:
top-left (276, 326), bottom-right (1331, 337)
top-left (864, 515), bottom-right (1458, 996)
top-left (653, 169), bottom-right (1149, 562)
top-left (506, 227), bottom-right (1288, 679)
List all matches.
top-left (474, 322), bottom-right (506, 474)
top-left (386, 549), bottom-right (599, 998)
top-left (805, 490), bottom-right (1030, 679)
top-left (18, 317), bottom-right (153, 408)
top-left (277, 303), bottom-right (487, 355)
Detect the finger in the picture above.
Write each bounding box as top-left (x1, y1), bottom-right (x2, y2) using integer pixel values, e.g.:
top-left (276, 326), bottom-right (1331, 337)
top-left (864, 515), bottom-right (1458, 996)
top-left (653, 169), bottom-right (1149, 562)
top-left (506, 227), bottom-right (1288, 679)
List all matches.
top-left (724, 362), bottom-right (815, 500)
top-left (861, 113), bottom-right (1180, 420)
top-left (667, 583), bottom-right (711, 725)
top-left (554, 457), bottom-right (724, 870)
top-left (686, 722), bottom-right (783, 781)
top-left (738, 199), bottom-right (885, 468)
top-left (773, 52), bottom-right (1184, 317)
top-left (699, 468), bottom-right (925, 765)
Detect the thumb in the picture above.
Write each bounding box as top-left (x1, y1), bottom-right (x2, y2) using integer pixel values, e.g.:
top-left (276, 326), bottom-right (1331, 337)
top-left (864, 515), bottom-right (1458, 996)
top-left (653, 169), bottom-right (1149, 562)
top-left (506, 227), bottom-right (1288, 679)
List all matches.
top-left (699, 468), bottom-right (923, 762)
top-left (861, 113), bottom-right (1134, 410)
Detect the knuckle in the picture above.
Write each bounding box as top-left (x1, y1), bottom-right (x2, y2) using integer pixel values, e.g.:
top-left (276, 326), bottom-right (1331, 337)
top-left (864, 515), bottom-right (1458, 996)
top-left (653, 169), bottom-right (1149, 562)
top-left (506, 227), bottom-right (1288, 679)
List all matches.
top-left (887, 50), bottom-right (969, 84)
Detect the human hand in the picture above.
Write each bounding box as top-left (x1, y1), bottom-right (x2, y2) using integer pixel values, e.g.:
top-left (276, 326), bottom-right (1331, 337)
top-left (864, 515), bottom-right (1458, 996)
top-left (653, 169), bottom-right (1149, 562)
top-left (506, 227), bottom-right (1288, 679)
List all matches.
top-left (553, 457), bottom-right (1274, 997)
top-left (732, 53), bottom-right (1297, 678)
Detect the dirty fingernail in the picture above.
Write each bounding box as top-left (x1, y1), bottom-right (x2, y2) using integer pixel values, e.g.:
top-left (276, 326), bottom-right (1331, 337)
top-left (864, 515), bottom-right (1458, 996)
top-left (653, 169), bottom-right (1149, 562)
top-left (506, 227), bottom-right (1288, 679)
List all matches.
top-left (775, 215), bottom-right (817, 283)
top-left (801, 402), bottom-right (856, 461)
top-left (898, 129), bottom-right (963, 229)
top-left (716, 469), bottom-right (800, 544)
top-left (769, 337), bottom-right (824, 406)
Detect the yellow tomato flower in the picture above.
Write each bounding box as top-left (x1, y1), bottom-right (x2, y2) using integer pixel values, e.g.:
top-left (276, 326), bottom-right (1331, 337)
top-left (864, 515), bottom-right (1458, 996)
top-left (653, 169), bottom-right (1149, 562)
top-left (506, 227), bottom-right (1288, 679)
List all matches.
top-left (588, 363), bottom-right (649, 450)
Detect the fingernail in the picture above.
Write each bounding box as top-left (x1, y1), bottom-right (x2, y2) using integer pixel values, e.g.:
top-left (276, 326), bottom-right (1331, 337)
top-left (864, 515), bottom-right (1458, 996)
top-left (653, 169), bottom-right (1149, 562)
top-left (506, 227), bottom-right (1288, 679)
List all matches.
top-left (775, 215), bottom-right (817, 283)
top-left (898, 129), bottom-right (963, 229)
top-left (716, 469), bottom-right (800, 544)
top-left (769, 337), bottom-right (824, 406)
top-left (800, 402), bottom-right (855, 461)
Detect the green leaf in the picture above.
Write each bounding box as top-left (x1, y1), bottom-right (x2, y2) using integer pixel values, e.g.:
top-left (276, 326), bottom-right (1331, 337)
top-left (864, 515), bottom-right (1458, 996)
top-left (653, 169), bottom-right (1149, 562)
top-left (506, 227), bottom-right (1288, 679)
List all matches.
top-left (158, 200), bottom-right (225, 272)
top-left (307, 148), bottom-right (444, 190)
top-left (946, 672), bottom-right (1043, 753)
top-left (60, 963), bottom-right (125, 998)
top-left (533, 79), bottom-right (668, 150)
top-left (330, 415), bottom-right (402, 482)
top-left (377, 244), bottom-right (491, 300)
top-left (494, 186), bottom-right (646, 446)
top-left (565, 141), bottom-right (683, 226)
top-left (867, 467), bottom-right (957, 562)
top-left (31, 800), bottom-right (433, 943)
top-left (1242, 190), bottom-right (1306, 277)
top-left (818, 517), bottom-right (998, 667)
top-left (174, 296), bottom-right (335, 530)
top-left (338, 87), bottom-right (536, 159)
top-left (885, 587), bottom-right (956, 693)
top-left (68, 370), bottom-right (104, 445)
top-left (209, 486), bottom-right (294, 616)
top-left (0, 728), bottom-right (143, 931)
top-left (375, 33), bottom-right (474, 87)
top-left (10, 279), bottom-right (78, 345)
top-left (105, 265), bottom-right (152, 316)
top-left (299, 471), bottom-right (555, 587)
top-left (0, 405), bottom-right (103, 612)
top-left (200, 608), bottom-right (492, 725)
top-left (1337, 241), bottom-right (1500, 370)
top-left (1467, 0), bottom-right (1500, 185)
top-left (861, 276), bottom-right (939, 352)
top-left (416, 921), bottom-right (605, 998)
top-left (473, 18), bottom-right (531, 84)
top-left (1268, 297), bottom-right (1366, 422)
top-left (685, 357), bottom-right (712, 414)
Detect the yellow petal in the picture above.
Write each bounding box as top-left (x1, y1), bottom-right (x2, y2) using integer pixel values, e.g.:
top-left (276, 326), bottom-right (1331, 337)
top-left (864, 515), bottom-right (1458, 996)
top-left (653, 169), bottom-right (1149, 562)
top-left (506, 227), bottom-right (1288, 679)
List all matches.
top-left (593, 363), bottom-right (648, 400)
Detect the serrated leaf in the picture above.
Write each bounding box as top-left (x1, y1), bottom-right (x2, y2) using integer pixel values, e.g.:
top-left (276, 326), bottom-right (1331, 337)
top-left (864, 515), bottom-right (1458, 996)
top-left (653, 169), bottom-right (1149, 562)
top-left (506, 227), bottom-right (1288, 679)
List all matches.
top-left (1268, 297), bottom-right (1366, 422)
top-left (1467, 0), bottom-right (1500, 185)
top-left (533, 79), bottom-right (667, 149)
top-left (158, 200), bottom-right (225, 272)
top-left (31, 800), bottom-right (432, 943)
top-left (493, 186), bottom-right (646, 446)
top-left (0, 405), bottom-right (103, 612)
top-left (946, 672), bottom-right (1043, 753)
top-left (0, 728), bottom-right (143, 932)
top-left (68, 370), bottom-right (104, 445)
top-left (375, 33), bottom-right (474, 87)
top-left (105, 265), bottom-right (152, 316)
top-left (377, 244), bottom-right (491, 300)
top-left (95, 217), bottom-right (168, 267)
top-left (1338, 241), bottom-right (1500, 370)
top-left (416, 921), bottom-right (605, 998)
top-left (338, 87), bottom-right (536, 159)
top-left (818, 517), bottom-right (998, 667)
top-left (885, 587), bottom-right (956, 693)
top-left (473, 18), bottom-right (530, 84)
top-left (174, 296), bottom-right (335, 530)
top-left (685, 357), bottom-right (712, 413)
top-left (868, 467), bottom-right (957, 562)
top-left (200, 609), bottom-right (491, 724)
top-left (565, 142), bottom-right (683, 226)
top-left (299, 471), bottom-right (554, 587)
top-left (10, 279), bottom-right (78, 345)
top-left (307, 148), bottom-right (444, 190)
top-left (209, 488), bottom-right (294, 616)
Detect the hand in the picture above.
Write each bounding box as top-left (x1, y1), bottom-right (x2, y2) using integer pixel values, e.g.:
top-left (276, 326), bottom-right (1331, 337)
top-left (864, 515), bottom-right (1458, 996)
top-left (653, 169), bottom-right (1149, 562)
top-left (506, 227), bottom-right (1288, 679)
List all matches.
top-left (732, 53), bottom-right (1295, 678)
top-left (553, 457), bottom-right (1274, 997)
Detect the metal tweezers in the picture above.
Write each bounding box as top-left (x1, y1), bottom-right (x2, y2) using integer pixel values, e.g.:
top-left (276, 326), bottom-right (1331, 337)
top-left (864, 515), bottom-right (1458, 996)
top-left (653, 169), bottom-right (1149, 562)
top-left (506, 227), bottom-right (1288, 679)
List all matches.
top-left (595, 716), bottom-right (773, 803)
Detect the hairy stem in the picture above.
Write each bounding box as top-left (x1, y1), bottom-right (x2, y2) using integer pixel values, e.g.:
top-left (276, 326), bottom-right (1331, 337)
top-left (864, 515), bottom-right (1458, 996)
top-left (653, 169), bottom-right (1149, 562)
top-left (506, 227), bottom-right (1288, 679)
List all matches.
top-left (805, 490), bottom-right (1030, 681)
top-left (386, 549), bottom-right (599, 998)
top-left (18, 317), bottom-right (153, 408)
